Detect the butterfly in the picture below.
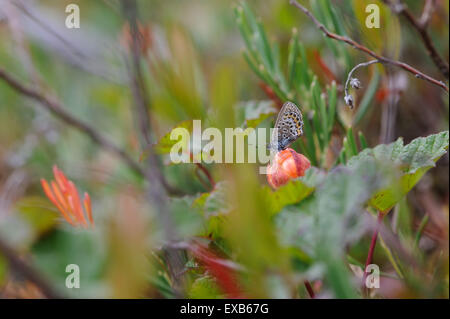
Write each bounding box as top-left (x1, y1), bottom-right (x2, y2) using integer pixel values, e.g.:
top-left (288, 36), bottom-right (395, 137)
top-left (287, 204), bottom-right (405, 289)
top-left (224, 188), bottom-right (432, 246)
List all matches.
top-left (267, 101), bottom-right (304, 152)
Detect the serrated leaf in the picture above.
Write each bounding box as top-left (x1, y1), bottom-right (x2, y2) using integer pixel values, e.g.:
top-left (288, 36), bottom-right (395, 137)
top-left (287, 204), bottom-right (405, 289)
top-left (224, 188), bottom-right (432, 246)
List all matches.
top-left (347, 131), bottom-right (449, 212)
top-left (192, 182), bottom-right (234, 237)
top-left (193, 182), bottom-right (233, 218)
top-left (272, 157), bottom-right (392, 298)
top-left (310, 157), bottom-right (393, 298)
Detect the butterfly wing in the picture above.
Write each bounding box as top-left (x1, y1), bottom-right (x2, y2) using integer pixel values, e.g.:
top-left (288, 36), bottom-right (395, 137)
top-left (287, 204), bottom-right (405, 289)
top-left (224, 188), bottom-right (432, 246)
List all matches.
top-left (271, 101), bottom-right (304, 151)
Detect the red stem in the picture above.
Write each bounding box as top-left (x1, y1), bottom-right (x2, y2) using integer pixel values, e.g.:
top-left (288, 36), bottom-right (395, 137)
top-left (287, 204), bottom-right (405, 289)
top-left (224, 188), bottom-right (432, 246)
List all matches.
top-left (362, 211), bottom-right (384, 295)
top-left (189, 152), bottom-right (215, 190)
top-left (304, 280), bottom-right (315, 298)
top-left (195, 163), bottom-right (215, 190)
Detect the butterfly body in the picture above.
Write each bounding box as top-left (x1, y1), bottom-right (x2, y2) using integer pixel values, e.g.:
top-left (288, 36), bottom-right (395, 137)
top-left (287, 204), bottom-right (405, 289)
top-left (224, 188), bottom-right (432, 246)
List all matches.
top-left (267, 101), bottom-right (304, 152)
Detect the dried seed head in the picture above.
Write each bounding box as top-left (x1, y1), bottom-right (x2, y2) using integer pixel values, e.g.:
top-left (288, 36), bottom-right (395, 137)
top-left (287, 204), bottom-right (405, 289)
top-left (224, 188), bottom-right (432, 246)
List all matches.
top-left (344, 94), bottom-right (354, 108)
top-left (350, 77), bottom-right (361, 89)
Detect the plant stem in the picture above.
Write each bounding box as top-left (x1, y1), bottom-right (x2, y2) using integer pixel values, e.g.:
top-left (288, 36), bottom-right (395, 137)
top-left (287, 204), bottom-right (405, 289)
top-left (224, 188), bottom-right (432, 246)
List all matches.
top-left (378, 234), bottom-right (404, 279)
top-left (362, 211), bottom-right (384, 296)
top-left (0, 67), bottom-right (183, 196)
top-left (0, 236), bottom-right (62, 298)
top-left (195, 163), bottom-right (216, 190)
top-left (414, 214), bottom-right (429, 249)
top-left (289, 0), bottom-right (448, 92)
top-left (121, 0), bottom-right (185, 296)
top-left (382, 0), bottom-right (448, 78)
top-left (304, 280), bottom-right (315, 298)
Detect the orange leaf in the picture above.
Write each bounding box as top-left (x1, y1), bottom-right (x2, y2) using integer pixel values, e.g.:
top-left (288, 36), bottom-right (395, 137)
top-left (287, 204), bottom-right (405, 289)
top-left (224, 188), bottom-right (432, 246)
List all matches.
top-left (83, 192), bottom-right (94, 226)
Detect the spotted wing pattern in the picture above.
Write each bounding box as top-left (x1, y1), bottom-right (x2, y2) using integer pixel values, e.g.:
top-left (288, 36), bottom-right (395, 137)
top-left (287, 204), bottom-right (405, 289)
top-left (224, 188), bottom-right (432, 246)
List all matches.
top-left (271, 101), bottom-right (303, 151)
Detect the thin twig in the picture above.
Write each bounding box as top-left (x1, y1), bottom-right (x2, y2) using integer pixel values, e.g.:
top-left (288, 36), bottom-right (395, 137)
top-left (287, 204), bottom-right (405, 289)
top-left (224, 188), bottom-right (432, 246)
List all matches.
top-left (413, 214), bottom-right (430, 249)
top-left (189, 152), bottom-right (216, 190)
top-left (0, 236), bottom-right (63, 298)
top-left (344, 59), bottom-right (381, 108)
top-left (382, 0), bottom-right (448, 78)
top-left (378, 234), bottom-right (404, 279)
top-left (194, 167), bottom-right (211, 190)
top-left (0, 67), bottom-right (144, 175)
top-left (195, 163), bottom-right (216, 190)
top-left (5, 0), bottom-right (122, 83)
top-left (0, 68), bottom-right (182, 195)
top-left (303, 280), bottom-right (315, 298)
top-left (419, 0), bottom-right (436, 28)
top-left (121, 0), bottom-right (185, 297)
top-left (10, 0), bottom-right (88, 61)
top-left (289, 0), bottom-right (448, 92)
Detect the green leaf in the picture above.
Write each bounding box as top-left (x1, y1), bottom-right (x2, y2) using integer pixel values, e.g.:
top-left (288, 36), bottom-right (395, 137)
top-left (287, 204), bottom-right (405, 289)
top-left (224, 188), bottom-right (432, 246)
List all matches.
top-left (275, 204), bottom-right (315, 258)
top-left (358, 131), bottom-right (369, 150)
top-left (188, 276), bottom-right (224, 299)
top-left (414, 214), bottom-right (430, 249)
top-left (242, 51), bottom-right (266, 81)
top-left (147, 258), bottom-right (175, 299)
top-left (300, 116), bottom-right (318, 166)
top-left (153, 120), bottom-right (193, 155)
top-left (346, 127), bottom-right (358, 156)
top-left (262, 167), bottom-right (324, 216)
top-left (15, 196), bottom-right (59, 236)
top-left (347, 131), bottom-right (449, 212)
top-left (298, 42), bottom-right (311, 88)
top-left (32, 229), bottom-right (106, 298)
top-left (327, 81), bottom-right (337, 134)
top-left (237, 2), bottom-right (290, 102)
top-left (276, 156), bottom-right (393, 297)
top-left (320, 0), bottom-right (346, 36)
top-left (310, 79), bottom-right (323, 139)
top-left (343, 137), bottom-right (352, 161)
top-left (193, 182), bottom-right (233, 218)
top-left (191, 182), bottom-right (233, 237)
top-left (0, 253), bottom-right (7, 286)
top-left (169, 196), bottom-right (205, 239)
top-left (310, 157), bottom-right (394, 298)
top-left (256, 19), bottom-right (274, 72)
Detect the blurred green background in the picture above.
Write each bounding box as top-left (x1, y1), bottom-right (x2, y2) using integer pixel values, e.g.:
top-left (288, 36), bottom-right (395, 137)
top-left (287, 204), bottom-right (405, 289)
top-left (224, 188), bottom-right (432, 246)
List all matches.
top-left (0, 0), bottom-right (448, 298)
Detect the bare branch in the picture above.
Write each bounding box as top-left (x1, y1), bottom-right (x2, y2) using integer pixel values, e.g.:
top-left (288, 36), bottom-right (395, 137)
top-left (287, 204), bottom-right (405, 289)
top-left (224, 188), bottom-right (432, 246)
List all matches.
top-left (382, 0), bottom-right (449, 79)
top-left (120, 0), bottom-right (186, 296)
top-left (289, 0), bottom-right (448, 93)
top-left (0, 67), bottom-right (144, 176)
top-left (419, 0), bottom-right (436, 28)
top-left (0, 67), bottom-right (183, 195)
top-left (0, 236), bottom-right (63, 298)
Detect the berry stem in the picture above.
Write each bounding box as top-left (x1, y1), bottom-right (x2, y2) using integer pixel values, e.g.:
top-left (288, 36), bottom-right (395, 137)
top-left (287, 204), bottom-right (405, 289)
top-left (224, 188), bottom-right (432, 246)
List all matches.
top-left (304, 280), bottom-right (315, 298)
top-left (362, 211), bottom-right (384, 297)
